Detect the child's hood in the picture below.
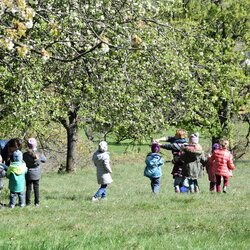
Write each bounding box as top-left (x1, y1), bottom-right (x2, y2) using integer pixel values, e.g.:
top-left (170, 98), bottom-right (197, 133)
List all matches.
top-left (146, 153), bottom-right (164, 166)
top-left (96, 151), bottom-right (109, 161)
top-left (6, 161), bottom-right (27, 176)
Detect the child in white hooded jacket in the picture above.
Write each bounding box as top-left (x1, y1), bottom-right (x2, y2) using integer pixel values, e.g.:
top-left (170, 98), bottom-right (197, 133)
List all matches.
top-left (92, 141), bottom-right (112, 201)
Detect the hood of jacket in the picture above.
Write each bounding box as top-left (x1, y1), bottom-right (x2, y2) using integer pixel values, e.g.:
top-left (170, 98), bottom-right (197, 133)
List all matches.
top-left (96, 151), bottom-right (109, 161)
top-left (6, 161), bottom-right (27, 176)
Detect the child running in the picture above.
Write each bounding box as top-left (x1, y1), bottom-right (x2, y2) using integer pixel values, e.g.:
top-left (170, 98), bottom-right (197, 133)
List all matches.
top-left (144, 143), bottom-right (164, 193)
top-left (206, 143), bottom-right (220, 192)
top-left (92, 141), bottom-right (112, 201)
top-left (210, 138), bottom-right (235, 193)
top-left (155, 129), bottom-right (187, 163)
top-left (155, 129), bottom-right (188, 193)
top-left (181, 133), bottom-right (206, 193)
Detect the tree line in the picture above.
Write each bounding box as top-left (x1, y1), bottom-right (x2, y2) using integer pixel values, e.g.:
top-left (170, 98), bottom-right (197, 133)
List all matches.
top-left (0, 0), bottom-right (249, 171)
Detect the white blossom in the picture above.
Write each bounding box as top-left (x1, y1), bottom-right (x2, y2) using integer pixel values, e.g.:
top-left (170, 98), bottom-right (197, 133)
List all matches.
top-left (101, 44), bottom-right (109, 53)
top-left (25, 19), bottom-right (33, 29)
top-left (7, 40), bottom-right (15, 50)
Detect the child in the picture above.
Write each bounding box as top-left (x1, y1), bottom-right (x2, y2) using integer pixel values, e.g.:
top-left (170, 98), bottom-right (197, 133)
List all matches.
top-left (210, 138), bottom-right (235, 193)
top-left (181, 133), bottom-right (206, 193)
top-left (155, 129), bottom-right (188, 193)
top-left (92, 141), bottom-right (112, 201)
top-left (155, 129), bottom-right (187, 163)
top-left (155, 128), bottom-right (187, 144)
top-left (23, 138), bottom-right (46, 207)
top-left (206, 143), bottom-right (220, 192)
top-left (6, 150), bottom-right (27, 208)
top-left (144, 143), bottom-right (164, 193)
top-left (170, 156), bottom-right (189, 193)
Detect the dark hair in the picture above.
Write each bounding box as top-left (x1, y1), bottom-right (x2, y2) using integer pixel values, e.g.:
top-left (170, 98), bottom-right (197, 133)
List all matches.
top-left (151, 143), bottom-right (160, 153)
top-left (8, 138), bottom-right (22, 149)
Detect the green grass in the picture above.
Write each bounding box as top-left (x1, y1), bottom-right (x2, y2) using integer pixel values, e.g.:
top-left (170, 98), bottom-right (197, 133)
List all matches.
top-left (0, 153), bottom-right (249, 250)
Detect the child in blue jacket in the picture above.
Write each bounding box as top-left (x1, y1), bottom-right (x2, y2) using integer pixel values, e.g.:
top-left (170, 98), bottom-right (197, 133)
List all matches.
top-left (144, 143), bottom-right (164, 193)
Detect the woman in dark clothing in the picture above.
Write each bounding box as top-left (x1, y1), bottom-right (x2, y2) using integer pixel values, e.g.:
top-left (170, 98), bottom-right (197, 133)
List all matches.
top-left (0, 138), bottom-right (22, 191)
top-left (0, 138), bottom-right (22, 166)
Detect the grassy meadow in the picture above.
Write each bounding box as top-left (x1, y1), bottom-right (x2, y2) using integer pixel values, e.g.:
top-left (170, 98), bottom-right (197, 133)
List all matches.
top-left (0, 138), bottom-right (249, 250)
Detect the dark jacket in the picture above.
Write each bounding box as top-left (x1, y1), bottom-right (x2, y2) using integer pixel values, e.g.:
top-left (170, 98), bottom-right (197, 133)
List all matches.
top-left (161, 138), bottom-right (187, 163)
top-left (0, 163), bottom-right (8, 190)
top-left (0, 140), bottom-right (12, 166)
top-left (23, 149), bottom-right (46, 181)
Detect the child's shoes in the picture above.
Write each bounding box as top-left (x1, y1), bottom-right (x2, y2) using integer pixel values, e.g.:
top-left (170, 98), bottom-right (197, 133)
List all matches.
top-left (92, 196), bottom-right (99, 202)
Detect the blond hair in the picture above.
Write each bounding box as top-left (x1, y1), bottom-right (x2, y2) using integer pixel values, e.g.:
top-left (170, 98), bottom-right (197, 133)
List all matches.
top-left (175, 129), bottom-right (187, 139)
top-left (219, 138), bottom-right (229, 149)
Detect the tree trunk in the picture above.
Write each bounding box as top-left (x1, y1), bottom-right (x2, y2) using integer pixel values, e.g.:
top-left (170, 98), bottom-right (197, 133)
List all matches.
top-left (218, 100), bottom-right (229, 131)
top-left (65, 109), bottom-right (78, 172)
top-left (211, 100), bottom-right (229, 145)
top-left (58, 103), bottom-right (80, 173)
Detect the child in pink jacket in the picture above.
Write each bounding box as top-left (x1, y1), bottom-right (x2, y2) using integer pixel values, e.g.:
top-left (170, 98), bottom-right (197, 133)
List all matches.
top-left (210, 139), bottom-right (235, 193)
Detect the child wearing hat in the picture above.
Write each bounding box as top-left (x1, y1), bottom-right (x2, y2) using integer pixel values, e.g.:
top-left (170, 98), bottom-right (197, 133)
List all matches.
top-left (144, 143), bottom-right (164, 193)
top-left (181, 133), bottom-right (206, 193)
top-left (210, 139), bottom-right (235, 193)
top-left (206, 143), bottom-right (220, 192)
top-left (6, 150), bottom-right (27, 208)
top-left (92, 141), bottom-right (113, 201)
top-left (23, 138), bottom-right (46, 207)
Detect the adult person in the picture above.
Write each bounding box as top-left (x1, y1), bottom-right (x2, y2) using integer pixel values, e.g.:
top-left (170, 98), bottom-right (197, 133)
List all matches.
top-left (0, 138), bottom-right (22, 166)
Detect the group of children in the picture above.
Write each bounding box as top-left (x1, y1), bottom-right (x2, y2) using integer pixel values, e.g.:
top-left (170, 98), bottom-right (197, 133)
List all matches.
top-left (144, 129), bottom-right (235, 194)
top-left (0, 132), bottom-right (236, 205)
top-left (91, 129), bottom-right (235, 202)
top-left (0, 138), bottom-right (46, 208)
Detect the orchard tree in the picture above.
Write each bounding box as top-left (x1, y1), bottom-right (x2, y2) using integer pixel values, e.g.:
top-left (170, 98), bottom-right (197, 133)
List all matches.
top-left (162, 0), bottom-right (250, 146)
top-left (1, 0), bottom-right (249, 171)
top-left (1, 0), bottom-right (193, 171)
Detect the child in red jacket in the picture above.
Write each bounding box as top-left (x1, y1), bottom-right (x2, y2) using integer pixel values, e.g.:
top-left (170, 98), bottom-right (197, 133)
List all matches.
top-left (210, 139), bottom-right (235, 193)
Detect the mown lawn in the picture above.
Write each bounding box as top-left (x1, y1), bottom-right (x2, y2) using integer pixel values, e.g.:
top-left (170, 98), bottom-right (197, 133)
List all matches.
top-left (0, 150), bottom-right (249, 250)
